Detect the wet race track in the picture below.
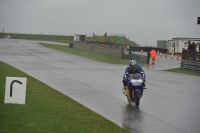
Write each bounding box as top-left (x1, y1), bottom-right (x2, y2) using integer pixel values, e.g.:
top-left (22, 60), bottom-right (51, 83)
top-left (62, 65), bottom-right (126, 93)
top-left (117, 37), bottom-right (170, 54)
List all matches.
top-left (1, 39), bottom-right (200, 133)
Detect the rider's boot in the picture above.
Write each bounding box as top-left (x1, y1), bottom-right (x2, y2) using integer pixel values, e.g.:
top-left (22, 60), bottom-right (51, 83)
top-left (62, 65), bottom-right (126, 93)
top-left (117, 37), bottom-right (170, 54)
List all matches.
top-left (141, 83), bottom-right (147, 97)
top-left (143, 87), bottom-right (147, 90)
top-left (125, 87), bottom-right (131, 100)
top-left (122, 86), bottom-right (127, 96)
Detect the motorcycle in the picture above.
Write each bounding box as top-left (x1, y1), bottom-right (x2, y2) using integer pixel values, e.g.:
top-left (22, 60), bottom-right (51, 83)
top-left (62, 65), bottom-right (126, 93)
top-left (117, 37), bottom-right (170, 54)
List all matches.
top-left (122, 73), bottom-right (146, 108)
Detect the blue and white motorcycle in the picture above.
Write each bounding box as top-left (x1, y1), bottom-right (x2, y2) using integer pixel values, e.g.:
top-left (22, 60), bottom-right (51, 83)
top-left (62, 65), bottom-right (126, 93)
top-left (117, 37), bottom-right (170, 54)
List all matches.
top-left (122, 73), bottom-right (146, 108)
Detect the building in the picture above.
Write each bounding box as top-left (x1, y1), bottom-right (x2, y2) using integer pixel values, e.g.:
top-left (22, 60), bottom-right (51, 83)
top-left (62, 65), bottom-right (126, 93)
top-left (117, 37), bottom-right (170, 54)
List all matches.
top-left (74, 34), bottom-right (86, 42)
top-left (157, 40), bottom-right (167, 48)
top-left (167, 37), bottom-right (200, 53)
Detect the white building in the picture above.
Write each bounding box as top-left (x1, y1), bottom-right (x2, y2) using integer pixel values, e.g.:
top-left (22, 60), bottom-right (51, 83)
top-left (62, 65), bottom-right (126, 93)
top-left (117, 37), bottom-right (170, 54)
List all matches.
top-left (167, 37), bottom-right (200, 53)
top-left (73, 34), bottom-right (86, 42)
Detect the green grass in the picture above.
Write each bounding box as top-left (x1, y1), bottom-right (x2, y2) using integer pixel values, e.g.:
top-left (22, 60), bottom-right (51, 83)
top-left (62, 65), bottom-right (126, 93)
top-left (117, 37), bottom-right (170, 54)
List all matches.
top-left (0, 33), bottom-right (73, 42)
top-left (0, 61), bottom-right (129, 133)
top-left (0, 33), bottom-right (139, 47)
top-left (39, 43), bottom-right (148, 66)
top-left (163, 68), bottom-right (200, 76)
top-left (86, 36), bottom-right (139, 47)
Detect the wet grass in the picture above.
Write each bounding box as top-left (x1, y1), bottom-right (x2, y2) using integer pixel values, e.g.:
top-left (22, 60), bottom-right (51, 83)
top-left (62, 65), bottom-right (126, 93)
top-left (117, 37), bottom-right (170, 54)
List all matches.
top-left (39, 43), bottom-right (149, 67)
top-left (86, 36), bottom-right (139, 47)
top-left (0, 33), bottom-right (73, 41)
top-left (0, 61), bottom-right (129, 133)
top-left (163, 68), bottom-right (200, 76)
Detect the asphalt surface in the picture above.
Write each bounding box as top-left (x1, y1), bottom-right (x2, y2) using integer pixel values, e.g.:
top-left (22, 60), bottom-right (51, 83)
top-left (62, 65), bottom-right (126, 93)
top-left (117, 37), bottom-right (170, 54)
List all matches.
top-left (1, 39), bottom-right (200, 133)
top-left (31, 40), bottom-right (69, 46)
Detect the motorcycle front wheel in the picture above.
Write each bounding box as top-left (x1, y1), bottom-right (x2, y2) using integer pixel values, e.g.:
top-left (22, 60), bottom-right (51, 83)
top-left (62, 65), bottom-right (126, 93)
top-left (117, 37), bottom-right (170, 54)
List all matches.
top-left (135, 92), bottom-right (141, 107)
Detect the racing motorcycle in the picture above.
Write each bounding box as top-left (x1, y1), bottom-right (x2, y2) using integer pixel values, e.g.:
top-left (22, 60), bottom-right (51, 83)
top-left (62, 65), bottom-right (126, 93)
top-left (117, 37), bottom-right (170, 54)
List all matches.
top-left (122, 73), bottom-right (146, 108)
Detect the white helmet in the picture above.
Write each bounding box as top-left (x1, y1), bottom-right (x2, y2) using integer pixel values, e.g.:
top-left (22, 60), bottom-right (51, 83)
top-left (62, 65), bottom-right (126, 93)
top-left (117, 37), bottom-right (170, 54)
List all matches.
top-left (130, 60), bottom-right (137, 66)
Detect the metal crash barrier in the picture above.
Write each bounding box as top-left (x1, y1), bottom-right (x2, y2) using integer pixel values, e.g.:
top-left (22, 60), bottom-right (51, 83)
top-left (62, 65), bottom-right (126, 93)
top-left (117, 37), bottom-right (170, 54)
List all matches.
top-left (180, 60), bottom-right (200, 72)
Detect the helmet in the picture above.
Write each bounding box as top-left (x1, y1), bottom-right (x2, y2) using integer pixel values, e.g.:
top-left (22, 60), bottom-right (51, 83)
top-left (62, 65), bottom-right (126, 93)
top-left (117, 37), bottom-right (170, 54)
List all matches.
top-left (130, 60), bottom-right (137, 66)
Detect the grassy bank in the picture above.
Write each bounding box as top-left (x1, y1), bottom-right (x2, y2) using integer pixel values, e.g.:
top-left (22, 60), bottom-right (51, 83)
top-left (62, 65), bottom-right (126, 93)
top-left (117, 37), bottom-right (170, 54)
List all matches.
top-left (0, 33), bottom-right (139, 47)
top-left (0, 61), bottom-right (129, 133)
top-left (0, 33), bottom-right (73, 40)
top-left (0, 33), bottom-right (73, 44)
top-left (86, 36), bottom-right (139, 47)
top-left (39, 43), bottom-right (148, 66)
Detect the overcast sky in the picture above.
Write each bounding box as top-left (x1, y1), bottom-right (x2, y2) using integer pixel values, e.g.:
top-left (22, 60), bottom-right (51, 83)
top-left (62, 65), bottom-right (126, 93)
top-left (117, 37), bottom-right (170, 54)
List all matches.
top-left (0, 0), bottom-right (200, 46)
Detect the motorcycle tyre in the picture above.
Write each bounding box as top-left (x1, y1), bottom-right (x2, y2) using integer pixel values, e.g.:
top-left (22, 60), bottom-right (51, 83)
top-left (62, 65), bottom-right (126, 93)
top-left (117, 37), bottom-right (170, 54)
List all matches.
top-left (129, 88), bottom-right (136, 103)
top-left (127, 96), bottom-right (131, 103)
top-left (135, 92), bottom-right (141, 107)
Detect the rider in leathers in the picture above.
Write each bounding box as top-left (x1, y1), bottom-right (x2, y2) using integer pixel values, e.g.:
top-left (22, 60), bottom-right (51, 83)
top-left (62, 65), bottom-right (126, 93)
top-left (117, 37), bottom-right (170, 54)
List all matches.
top-left (123, 60), bottom-right (146, 97)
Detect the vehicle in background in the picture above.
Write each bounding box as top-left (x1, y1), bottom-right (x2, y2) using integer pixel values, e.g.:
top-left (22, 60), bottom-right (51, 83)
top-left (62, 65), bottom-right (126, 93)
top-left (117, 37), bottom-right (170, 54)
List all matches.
top-left (7, 35), bottom-right (11, 39)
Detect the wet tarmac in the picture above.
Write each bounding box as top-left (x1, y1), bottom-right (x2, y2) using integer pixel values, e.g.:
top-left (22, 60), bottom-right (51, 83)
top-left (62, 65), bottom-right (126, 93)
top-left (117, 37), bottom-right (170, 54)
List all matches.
top-left (31, 40), bottom-right (69, 45)
top-left (1, 39), bottom-right (200, 133)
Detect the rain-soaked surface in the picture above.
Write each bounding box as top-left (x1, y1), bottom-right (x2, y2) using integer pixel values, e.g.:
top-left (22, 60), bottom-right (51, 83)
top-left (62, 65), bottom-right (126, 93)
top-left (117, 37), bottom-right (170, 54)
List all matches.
top-left (1, 39), bottom-right (200, 133)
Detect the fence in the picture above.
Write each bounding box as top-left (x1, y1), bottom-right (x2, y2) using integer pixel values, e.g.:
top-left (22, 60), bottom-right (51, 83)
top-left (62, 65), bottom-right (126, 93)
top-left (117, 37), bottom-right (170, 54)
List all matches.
top-left (130, 46), bottom-right (168, 53)
top-left (86, 41), bottom-right (117, 46)
top-left (180, 60), bottom-right (200, 72)
top-left (182, 48), bottom-right (200, 61)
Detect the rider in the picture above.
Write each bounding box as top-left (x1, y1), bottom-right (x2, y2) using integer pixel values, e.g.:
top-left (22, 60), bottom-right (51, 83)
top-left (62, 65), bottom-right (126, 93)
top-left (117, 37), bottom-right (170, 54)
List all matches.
top-left (122, 60), bottom-right (146, 96)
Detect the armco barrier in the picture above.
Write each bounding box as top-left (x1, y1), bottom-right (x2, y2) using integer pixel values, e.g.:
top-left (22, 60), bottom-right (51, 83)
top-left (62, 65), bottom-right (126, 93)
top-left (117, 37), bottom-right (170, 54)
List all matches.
top-left (180, 60), bottom-right (200, 72)
top-left (130, 46), bottom-right (168, 54)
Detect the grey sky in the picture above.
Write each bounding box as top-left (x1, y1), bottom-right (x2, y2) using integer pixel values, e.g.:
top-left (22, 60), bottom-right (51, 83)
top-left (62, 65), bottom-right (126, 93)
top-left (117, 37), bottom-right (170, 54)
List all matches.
top-left (0, 0), bottom-right (200, 46)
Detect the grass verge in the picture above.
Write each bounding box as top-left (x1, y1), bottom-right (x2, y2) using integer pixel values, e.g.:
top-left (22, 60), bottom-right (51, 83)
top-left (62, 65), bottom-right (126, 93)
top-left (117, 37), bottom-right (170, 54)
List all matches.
top-left (0, 61), bottom-right (129, 133)
top-left (39, 43), bottom-right (149, 67)
top-left (163, 68), bottom-right (200, 76)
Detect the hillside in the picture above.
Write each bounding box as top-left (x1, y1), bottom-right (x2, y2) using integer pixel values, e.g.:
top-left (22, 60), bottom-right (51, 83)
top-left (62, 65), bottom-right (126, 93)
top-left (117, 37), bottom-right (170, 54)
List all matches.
top-left (0, 33), bottom-right (73, 44)
top-left (86, 35), bottom-right (139, 47)
top-left (0, 33), bottom-right (139, 47)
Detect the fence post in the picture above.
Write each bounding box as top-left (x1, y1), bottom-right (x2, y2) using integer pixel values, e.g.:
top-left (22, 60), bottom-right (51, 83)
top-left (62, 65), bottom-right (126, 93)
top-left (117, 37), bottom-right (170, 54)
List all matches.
top-left (187, 49), bottom-right (191, 61)
top-left (199, 46), bottom-right (200, 61)
top-left (191, 50), bottom-right (194, 61)
top-left (182, 48), bottom-right (187, 60)
top-left (182, 49), bottom-right (184, 60)
top-left (194, 50), bottom-right (196, 61)
top-left (199, 51), bottom-right (200, 62)
top-left (147, 48), bottom-right (150, 64)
